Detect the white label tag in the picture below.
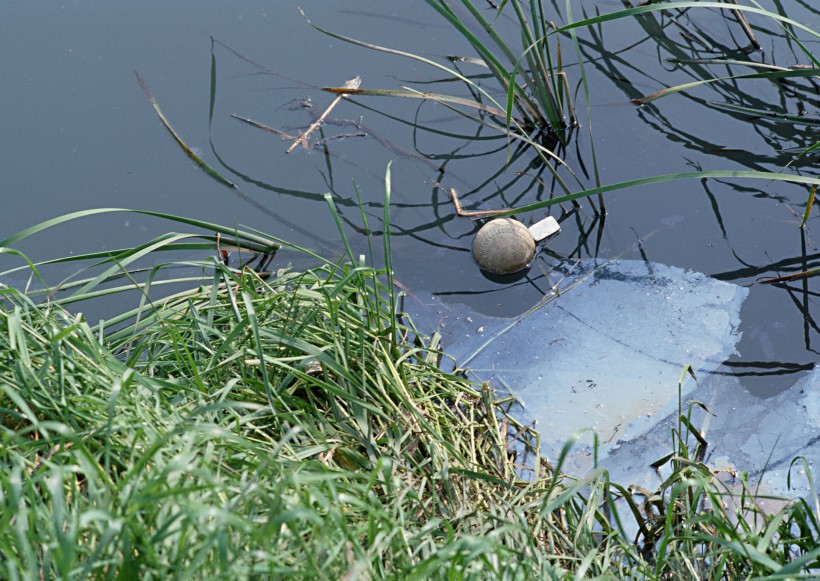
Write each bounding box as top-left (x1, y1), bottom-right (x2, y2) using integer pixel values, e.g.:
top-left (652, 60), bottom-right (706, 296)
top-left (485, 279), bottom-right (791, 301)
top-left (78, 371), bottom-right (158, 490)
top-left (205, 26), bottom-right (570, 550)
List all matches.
top-left (528, 216), bottom-right (560, 242)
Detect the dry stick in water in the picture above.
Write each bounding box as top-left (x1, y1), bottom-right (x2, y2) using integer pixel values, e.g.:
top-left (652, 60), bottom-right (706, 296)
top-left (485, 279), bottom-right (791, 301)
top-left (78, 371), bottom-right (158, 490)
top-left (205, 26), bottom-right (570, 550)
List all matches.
top-left (286, 76), bottom-right (361, 154)
top-left (448, 188), bottom-right (508, 218)
top-left (723, 0), bottom-right (762, 52)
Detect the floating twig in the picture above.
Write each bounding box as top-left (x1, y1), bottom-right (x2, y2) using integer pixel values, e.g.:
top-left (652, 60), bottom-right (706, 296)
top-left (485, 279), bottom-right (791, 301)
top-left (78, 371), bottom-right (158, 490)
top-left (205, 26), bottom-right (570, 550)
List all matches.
top-left (448, 188), bottom-right (507, 219)
top-left (760, 268), bottom-right (820, 285)
top-left (723, 0), bottom-right (762, 52)
top-left (286, 75), bottom-right (361, 154)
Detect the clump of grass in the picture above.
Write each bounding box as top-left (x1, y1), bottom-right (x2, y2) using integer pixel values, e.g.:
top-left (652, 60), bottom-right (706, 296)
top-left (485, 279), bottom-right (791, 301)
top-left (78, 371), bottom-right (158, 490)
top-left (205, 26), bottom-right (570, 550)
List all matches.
top-left (1, 170), bottom-right (820, 577)
top-left (0, 231), bottom-right (613, 577)
top-left (0, 180), bottom-right (602, 576)
top-left (617, 375), bottom-right (820, 578)
top-left (310, 0), bottom-right (575, 142)
top-left (303, 1), bottom-right (580, 199)
top-left (423, 0), bottom-right (576, 139)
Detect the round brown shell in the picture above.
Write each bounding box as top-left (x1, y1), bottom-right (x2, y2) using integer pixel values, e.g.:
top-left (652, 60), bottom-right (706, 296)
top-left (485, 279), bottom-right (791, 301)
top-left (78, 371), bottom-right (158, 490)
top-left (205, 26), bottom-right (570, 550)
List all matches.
top-left (472, 218), bottom-right (536, 275)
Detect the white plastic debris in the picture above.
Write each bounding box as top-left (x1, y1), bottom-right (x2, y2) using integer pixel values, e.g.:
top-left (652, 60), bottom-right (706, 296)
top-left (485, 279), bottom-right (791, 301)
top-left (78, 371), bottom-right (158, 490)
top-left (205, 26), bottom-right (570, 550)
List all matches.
top-left (528, 216), bottom-right (560, 242)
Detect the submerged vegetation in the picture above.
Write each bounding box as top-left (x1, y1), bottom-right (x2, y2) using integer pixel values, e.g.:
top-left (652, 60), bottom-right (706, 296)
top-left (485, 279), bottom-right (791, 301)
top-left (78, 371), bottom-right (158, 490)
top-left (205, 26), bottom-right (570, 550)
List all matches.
top-left (2, 180), bottom-right (820, 577)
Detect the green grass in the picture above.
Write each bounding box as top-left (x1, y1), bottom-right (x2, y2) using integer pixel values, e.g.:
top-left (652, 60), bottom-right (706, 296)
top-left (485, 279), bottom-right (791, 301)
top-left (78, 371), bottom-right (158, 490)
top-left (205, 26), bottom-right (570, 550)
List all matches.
top-left (309, 0), bottom-right (576, 140)
top-left (422, 0), bottom-right (575, 138)
top-left (1, 169), bottom-right (820, 578)
top-left (0, 213), bottom-right (592, 578)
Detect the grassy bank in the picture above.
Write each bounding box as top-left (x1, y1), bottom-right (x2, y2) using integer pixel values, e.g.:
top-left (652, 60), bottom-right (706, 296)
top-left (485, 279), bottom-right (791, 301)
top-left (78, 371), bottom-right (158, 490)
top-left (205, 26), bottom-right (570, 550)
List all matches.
top-left (1, 205), bottom-right (819, 579)
top-left (0, 246), bottom-right (588, 578)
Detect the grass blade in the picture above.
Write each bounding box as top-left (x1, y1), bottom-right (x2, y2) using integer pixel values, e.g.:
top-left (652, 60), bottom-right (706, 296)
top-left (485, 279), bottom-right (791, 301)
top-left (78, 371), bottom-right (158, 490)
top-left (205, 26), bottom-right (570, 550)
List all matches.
top-left (489, 170), bottom-right (820, 216)
top-left (801, 186), bottom-right (817, 228)
top-left (135, 71), bottom-right (237, 189)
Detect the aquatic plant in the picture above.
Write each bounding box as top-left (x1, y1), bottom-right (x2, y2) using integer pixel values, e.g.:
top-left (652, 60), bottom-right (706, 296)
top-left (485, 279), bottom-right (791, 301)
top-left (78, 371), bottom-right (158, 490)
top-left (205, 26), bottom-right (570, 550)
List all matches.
top-left (312, 1), bottom-right (575, 143)
top-left (302, 2), bottom-right (580, 203)
top-left (303, 1), bottom-right (820, 221)
top-left (424, 0), bottom-right (575, 138)
top-left (606, 1), bottom-right (819, 186)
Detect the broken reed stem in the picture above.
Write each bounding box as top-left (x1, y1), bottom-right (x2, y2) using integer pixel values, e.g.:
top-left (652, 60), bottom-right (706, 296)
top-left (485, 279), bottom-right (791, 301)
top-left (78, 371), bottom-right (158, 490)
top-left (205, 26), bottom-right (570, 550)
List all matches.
top-left (286, 76), bottom-right (361, 154)
top-left (448, 188), bottom-right (506, 218)
top-left (723, 0), bottom-right (762, 52)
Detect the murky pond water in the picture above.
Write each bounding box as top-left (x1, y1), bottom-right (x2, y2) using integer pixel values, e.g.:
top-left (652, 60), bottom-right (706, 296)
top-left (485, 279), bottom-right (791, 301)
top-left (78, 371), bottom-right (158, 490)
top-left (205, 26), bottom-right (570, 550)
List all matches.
top-left (2, 2), bottom-right (818, 488)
